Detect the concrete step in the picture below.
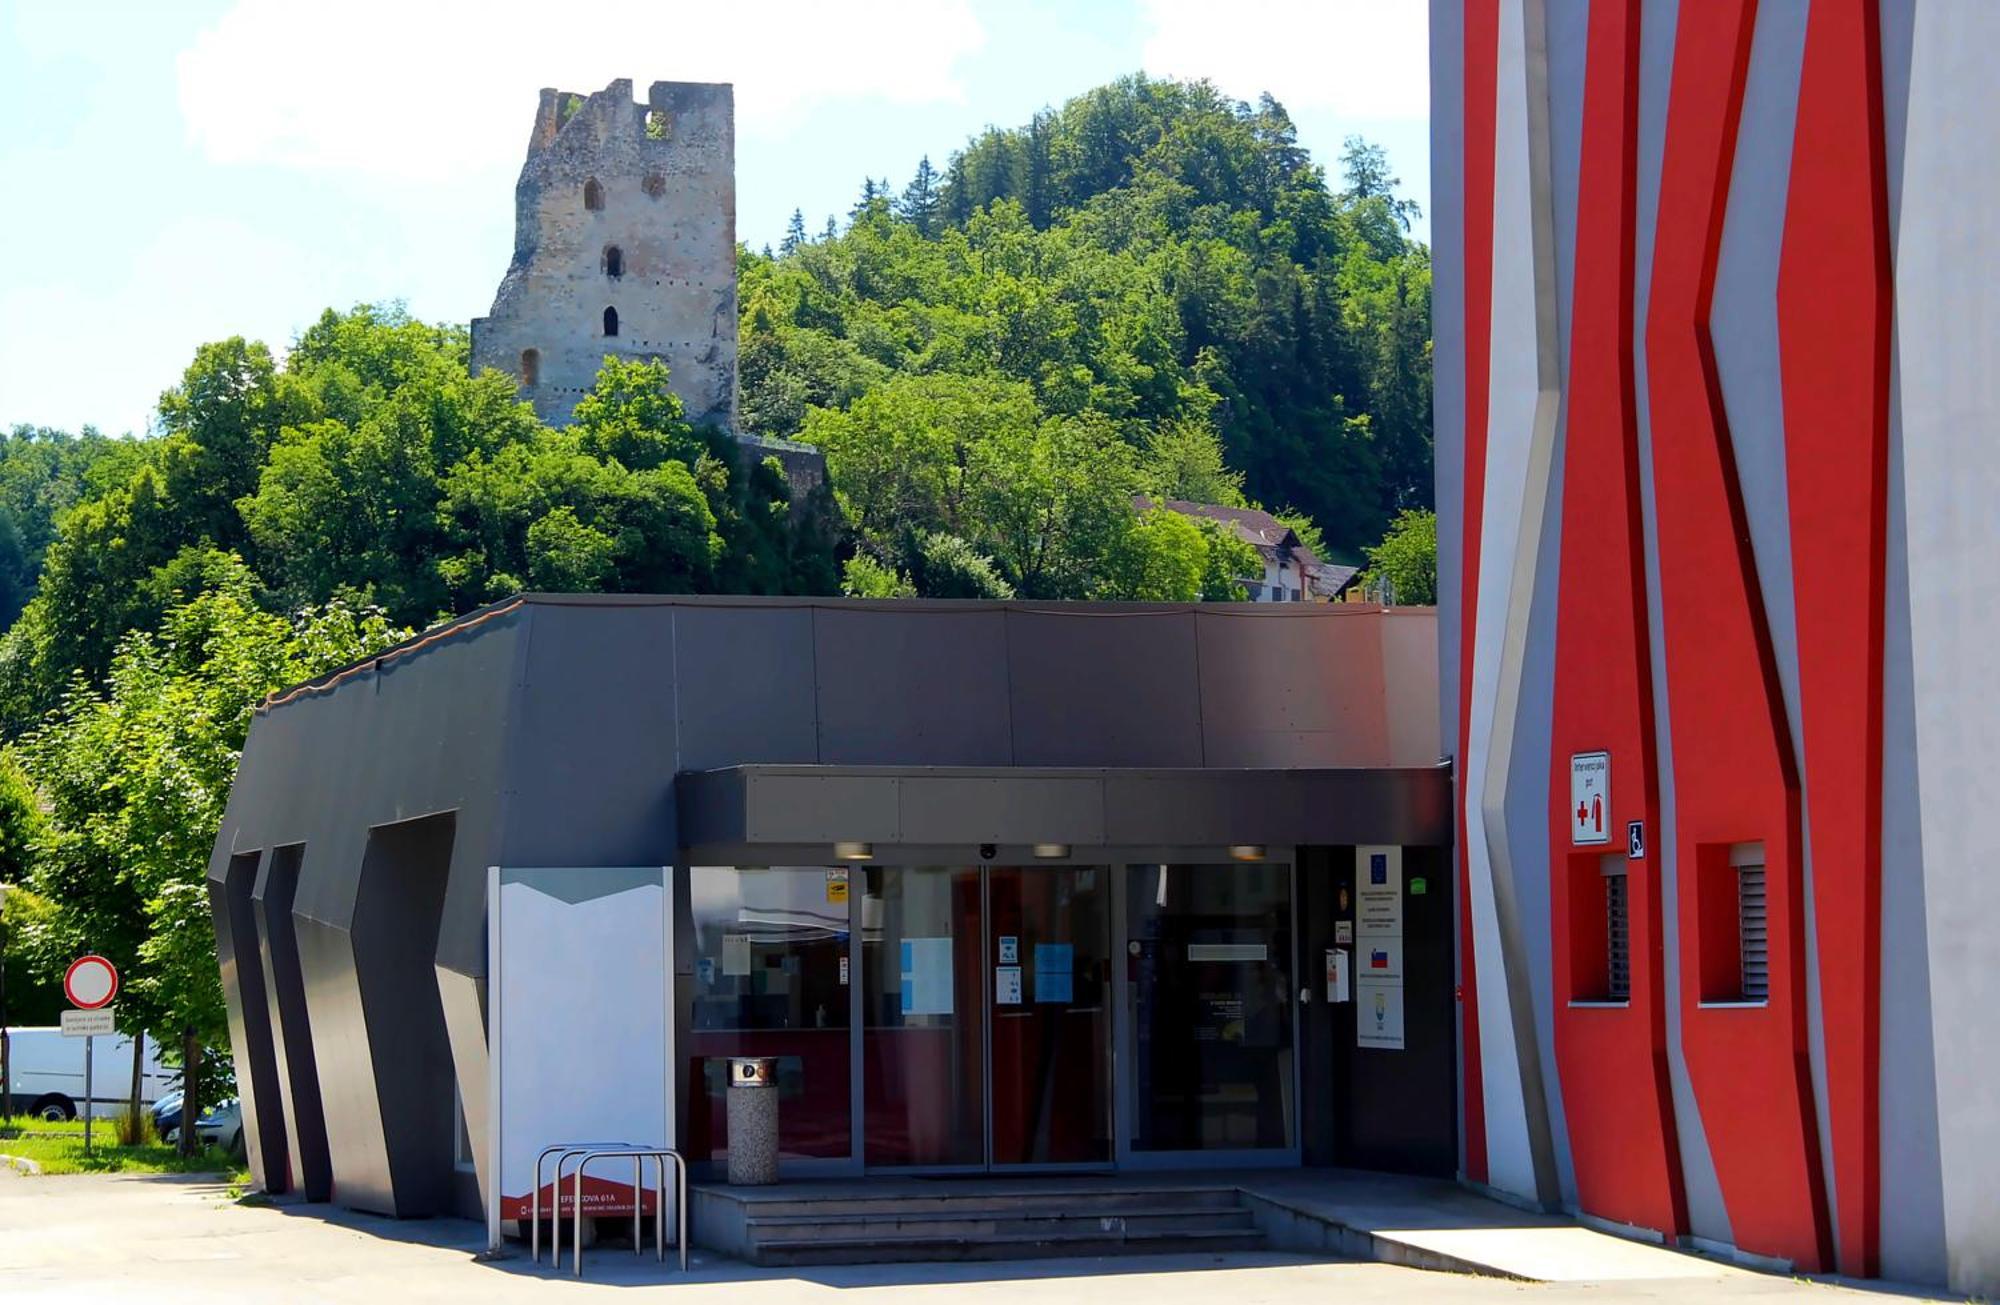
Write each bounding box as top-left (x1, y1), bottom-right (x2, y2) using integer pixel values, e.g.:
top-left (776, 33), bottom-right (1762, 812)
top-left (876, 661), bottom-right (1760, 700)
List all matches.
top-left (748, 1225), bottom-right (1268, 1267)
top-left (745, 1204), bottom-right (1260, 1242)
top-left (717, 1186), bottom-right (1244, 1219)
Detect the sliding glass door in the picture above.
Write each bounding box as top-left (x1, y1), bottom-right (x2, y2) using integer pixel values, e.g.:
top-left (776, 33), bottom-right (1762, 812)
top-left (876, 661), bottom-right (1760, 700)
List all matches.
top-left (860, 864), bottom-right (1112, 1170)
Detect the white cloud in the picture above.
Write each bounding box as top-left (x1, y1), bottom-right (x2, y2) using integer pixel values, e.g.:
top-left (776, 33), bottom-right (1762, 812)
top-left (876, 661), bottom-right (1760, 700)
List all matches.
top-left (1139, 0), bottom-right (1428, 121)
top-left (176, 0), bottom-right (986, 181)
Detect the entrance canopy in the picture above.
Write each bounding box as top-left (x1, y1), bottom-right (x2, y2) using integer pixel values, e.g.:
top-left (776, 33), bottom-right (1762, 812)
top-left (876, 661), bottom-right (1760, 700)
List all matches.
top-left (678, 763), bottom-right (1452, 863)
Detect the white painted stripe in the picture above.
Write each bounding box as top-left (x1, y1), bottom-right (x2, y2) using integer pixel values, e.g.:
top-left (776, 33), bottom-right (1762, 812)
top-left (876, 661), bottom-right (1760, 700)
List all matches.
top-left (1465, 0), bottom-right (1558, 1206)
top-left (1894, 3), bottom-right (2000, 1295)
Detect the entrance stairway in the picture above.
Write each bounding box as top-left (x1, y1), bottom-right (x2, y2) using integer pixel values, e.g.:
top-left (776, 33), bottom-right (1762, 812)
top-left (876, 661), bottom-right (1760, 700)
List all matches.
top-left (693, 1181), bottom-right (1267, 1266)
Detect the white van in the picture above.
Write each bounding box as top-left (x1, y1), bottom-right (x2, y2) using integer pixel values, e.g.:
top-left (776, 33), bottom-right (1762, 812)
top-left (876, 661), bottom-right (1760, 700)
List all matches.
top-left (3, 1027), bottom-right (175, 1121)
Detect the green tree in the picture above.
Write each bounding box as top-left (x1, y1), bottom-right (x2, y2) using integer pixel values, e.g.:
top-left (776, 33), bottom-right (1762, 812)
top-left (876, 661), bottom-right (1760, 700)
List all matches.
top-left (17, 559), bottom-right (407, 1141)
top-left (898, 156), bottom-right (942, 236)
top-left (1360, 507), bottom-right (1438, 605)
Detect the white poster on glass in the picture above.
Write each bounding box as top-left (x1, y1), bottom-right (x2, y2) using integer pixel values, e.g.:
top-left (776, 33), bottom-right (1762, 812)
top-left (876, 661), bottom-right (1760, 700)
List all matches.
top-left (900, 937), bottom-right (954, 1015)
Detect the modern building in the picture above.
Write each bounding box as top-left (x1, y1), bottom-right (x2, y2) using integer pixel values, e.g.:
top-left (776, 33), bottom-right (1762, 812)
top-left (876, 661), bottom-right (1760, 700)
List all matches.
top-left (1433, 1), bottom-right (1998, 1295)
top-left (208, 596), bottom-right (1448, 1220)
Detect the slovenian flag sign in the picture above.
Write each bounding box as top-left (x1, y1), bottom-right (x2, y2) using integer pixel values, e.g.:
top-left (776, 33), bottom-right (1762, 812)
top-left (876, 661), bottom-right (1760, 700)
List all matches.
top-left (1370, 949), bottom-right (1390, 969)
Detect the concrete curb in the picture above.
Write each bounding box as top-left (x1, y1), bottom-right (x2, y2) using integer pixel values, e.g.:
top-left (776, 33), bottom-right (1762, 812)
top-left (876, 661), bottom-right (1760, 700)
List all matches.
top-left (0, 1153), bottom-right (45, 1176)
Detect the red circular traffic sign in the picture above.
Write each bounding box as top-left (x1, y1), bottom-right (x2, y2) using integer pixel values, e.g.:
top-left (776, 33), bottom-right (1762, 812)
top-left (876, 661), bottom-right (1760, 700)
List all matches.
top-left (64, 955), bottom-right (118, 1010)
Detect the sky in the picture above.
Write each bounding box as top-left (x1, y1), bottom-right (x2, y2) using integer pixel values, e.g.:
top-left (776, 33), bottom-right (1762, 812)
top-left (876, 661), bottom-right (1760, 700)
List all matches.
top-left (0, 0), bottom-right (1430, 438)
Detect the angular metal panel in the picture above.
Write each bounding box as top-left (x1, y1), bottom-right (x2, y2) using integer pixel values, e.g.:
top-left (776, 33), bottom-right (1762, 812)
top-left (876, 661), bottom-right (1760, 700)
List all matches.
top-left (252, 843), bottom-right (330, 1201)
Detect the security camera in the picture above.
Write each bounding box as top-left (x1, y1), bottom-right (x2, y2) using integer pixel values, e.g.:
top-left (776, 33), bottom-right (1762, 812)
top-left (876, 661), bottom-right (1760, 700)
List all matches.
top-left (979, 843), bottom-right (997, 861)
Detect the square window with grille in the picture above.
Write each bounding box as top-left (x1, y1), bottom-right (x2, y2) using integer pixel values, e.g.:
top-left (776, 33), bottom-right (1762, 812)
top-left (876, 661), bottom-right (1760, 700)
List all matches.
top-left (1604, 858), bottom-right (1631, 1001)
top-left (1568, 851), bottom-right (1630, 1003)
top-left (1698, 841), bottom-right (1770, 1004)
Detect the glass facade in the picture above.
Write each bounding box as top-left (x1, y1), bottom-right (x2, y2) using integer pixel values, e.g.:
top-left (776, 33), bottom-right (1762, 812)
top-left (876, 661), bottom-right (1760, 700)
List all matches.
top-left (687, 858), bottom-right (1295, 1172)
top-left (689, 866), bottom-right (853, 1161)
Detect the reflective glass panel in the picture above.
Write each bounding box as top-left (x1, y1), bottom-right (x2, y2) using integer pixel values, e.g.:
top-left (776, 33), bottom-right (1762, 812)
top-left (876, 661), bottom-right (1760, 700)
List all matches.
top-left (689, 866), bottom-right (852, 1161)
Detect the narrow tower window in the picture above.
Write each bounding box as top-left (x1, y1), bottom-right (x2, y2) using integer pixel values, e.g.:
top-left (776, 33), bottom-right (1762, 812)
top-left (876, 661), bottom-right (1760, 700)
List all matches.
top-left (583, 177), bottom-right (604, 211)
top-left (1734, 845), bottom-right (1769, 1001)
top-left (519, 348), bottom-right (540, 386)
top-left (604, 245), bottom-right (624, 278)
top-left (1603, 856), bottom-right (1630, 1001)
top-left (602, 306), bottom-right (619, 337)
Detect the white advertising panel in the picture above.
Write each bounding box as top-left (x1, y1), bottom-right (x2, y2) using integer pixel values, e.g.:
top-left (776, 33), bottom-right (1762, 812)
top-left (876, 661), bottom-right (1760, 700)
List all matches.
top-left (1354, 846), bottom-right (1406, 1049)
top-left (488, 866), bottom-right (674, 1251)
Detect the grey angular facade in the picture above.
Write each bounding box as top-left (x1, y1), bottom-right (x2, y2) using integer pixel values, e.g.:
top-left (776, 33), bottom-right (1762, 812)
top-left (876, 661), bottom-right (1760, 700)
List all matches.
top-left (206, 595), bottom-right (1446, 1218)
top-left (471, 79), bottom-right (737, 429)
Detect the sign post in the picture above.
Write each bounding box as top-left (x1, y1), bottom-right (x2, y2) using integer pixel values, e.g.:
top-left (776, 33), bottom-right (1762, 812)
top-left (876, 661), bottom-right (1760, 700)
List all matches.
top-left (62, 955), bottom-right (119, 1155)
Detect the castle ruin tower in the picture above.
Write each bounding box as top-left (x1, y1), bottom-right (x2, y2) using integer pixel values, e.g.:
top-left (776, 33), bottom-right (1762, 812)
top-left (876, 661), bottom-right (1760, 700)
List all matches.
top-left (471, 79), bottom-right (737, 430)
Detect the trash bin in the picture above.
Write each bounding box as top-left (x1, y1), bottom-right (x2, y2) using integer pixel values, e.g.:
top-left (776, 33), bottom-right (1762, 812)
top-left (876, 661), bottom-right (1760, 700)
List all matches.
top-left (726, 1057), bottom-right (779, 1185)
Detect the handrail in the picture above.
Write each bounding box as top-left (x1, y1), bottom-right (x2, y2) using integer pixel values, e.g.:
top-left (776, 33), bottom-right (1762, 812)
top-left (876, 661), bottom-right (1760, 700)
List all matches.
top-left (530, 1140), bottom-right (633, 1267)
top-left (563, 1146), bottom-right (689, 1277)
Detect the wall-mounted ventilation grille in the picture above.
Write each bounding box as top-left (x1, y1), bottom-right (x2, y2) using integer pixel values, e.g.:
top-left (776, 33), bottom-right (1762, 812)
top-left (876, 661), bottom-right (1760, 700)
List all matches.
top-left (1605, 868), bottom-right (1630, 1000)
top-left (1738, 862), bottom-right (1768, 1001)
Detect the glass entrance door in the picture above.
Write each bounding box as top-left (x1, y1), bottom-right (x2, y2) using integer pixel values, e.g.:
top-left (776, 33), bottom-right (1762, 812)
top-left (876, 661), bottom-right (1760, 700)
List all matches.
top-left (987, 866), bottom-right (1112, 1166)
top-left (861, 865), bottom-right (1112, 1169)
top-left (1121, 862), bottom-right (1298, 1163)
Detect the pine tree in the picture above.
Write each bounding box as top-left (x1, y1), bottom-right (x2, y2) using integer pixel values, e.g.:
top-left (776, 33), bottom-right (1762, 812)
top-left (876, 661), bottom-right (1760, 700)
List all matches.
top-left (780, 208), bottom-right (807, 256)
top-left (898, 156), bottom-right (941, 236)
top-left (822, 214), bottom-right (838, 240)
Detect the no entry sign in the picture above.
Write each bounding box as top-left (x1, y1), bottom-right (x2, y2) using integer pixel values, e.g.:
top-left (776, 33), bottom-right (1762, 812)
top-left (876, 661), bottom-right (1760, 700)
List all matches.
top-left (64, 954), bottom-right (119, 1010)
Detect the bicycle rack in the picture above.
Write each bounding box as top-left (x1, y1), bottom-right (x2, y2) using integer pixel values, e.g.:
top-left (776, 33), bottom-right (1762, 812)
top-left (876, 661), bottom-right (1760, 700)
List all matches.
top-left (529, 1141), bottom-right (689, 1277)
top-left (529, 1141), bottom-right (632, 1268)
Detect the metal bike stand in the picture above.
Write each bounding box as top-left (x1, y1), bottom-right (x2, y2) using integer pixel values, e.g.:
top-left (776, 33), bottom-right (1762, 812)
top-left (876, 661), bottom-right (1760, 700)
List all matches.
top-left (566, 1146), bottom-right (689, 1278)
top-left (530, 1141), bottom-right (632, 1266)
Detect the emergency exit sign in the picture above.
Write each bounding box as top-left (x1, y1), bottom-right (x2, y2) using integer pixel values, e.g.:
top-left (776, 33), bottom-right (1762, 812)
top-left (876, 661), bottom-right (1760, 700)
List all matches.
top-left (1571, 751), bottom-right (1610, 846)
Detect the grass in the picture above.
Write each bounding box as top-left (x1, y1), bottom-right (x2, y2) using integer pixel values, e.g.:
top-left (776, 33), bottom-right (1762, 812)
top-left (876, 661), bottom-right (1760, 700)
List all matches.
top-left (1, 1115), bottom-right (245, 1179)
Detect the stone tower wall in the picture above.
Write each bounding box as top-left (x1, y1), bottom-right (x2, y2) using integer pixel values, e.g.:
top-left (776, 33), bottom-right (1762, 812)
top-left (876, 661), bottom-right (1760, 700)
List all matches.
top-left (471, 79), bottom-right (737, 429)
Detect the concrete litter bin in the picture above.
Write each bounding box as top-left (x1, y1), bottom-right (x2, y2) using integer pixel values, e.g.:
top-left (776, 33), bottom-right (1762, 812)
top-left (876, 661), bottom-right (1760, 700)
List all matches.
top-left (726, 1057), bottom-right (779, 1185)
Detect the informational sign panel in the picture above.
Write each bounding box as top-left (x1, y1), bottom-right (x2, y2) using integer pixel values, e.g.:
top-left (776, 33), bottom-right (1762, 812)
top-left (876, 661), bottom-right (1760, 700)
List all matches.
top-left (60, 1007), bottom-right (115, 1037)
top-left (1355, 845), bottom-right (1406, 1050)
top-left (488, 866), bottom-right (673, 1251)
top-left (1571, 751), bottom-right (1611, 845)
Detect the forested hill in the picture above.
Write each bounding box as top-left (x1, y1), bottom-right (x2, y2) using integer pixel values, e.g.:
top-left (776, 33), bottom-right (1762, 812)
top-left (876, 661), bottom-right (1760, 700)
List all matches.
top-left (742, 74), bottom-right (1433, 563)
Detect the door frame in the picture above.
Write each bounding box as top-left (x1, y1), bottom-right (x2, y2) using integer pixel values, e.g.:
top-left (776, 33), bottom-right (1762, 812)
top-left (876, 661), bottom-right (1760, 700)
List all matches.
top-left (858, 862), bottom-right (1117, 1174)
top-left (1110, 859), bottom-right (1305, 1171)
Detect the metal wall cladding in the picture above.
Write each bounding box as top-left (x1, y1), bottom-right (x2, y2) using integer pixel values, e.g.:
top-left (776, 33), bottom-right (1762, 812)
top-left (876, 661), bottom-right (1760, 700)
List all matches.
top-left (670, 604), bottom-right (819, 771)
top-left (1194, 608), bottom-right (1395, 767)
top-left (208, 596), bottom-right (1438, 1221)
top-left (1001, 608), bottom-right (1204, 766)
top-left (811, 605), bottom-right (1014, 765)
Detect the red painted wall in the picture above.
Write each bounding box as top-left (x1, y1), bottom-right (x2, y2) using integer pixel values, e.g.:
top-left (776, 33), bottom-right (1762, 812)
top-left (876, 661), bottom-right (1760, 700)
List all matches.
top-left (1776, 0), bottom-right (1891, 1277)
top-left (1643, 0), bottom-right (1832, 1270)
top-left (1453, 0), bottom-right (1499, 1187)
top-left (1547, 0), bottom-right (1686, 1239)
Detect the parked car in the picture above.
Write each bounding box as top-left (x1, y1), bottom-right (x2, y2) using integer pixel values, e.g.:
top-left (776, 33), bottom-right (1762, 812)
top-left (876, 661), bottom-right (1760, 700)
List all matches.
top-left (191, 1098), bottom-right (243, 1156)
top-left (150, 1087), bottom-right (184, 1138)
top-left (2, 1026), bottom-right (175, 1121)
